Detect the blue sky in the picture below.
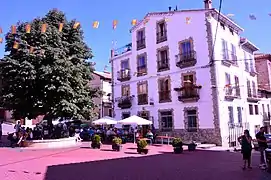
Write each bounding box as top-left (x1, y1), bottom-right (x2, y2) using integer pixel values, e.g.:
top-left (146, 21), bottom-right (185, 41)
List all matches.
top-left (1, 0), bottom-right (270, 71)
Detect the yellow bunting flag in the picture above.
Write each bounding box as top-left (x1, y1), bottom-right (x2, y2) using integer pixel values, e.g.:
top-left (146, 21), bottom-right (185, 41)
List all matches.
top-left (131, 19), bottom-right (137, 26)
top-left (0, 27), bottom-right (2, 34)
top-left (29, 46), bottom-right (34, 53)
top-left (25, 24), bottom-right (31, 33)
top-left (13, 41), bottom-right (19, 49)
top-left (73, 22), bottom-right (80, 29)
top-left (59, 23), bottom-right (64, 32)
top-left (112, 20), bottom-right (118, 29)
top-left (186, 17), bottom-right (191, 24)
top-left (92, 21), bottom-right (99, 28)
top-left (11, 25), bottom-right (16, 34)
top-left (0, 38), bottom-right (3, 43)
top-left (41, 24), bottom-right (47, 33)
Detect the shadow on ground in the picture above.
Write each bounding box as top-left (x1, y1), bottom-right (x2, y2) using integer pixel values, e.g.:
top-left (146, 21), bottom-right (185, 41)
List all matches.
top-left (44, 150), bottom-right (271, 180)
top-left (0, 135), bottom-right (12, 148)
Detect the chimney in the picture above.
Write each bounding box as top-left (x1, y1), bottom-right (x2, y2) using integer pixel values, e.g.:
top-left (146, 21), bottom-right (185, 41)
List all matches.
top-left (168, 6), bottom-right (172, 11)
top-left (204, 0), bottom-right (212, 9)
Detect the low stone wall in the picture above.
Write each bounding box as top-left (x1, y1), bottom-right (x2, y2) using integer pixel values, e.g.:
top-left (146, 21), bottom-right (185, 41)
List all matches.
top-left (25, 137), bottom-right (77, 148)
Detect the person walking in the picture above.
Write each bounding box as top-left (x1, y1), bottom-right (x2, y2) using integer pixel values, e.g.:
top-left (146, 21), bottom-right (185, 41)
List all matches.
top-left (238, 129), bottom-right (253, 170)
top-left (256, 127), bottom-right (269, 169)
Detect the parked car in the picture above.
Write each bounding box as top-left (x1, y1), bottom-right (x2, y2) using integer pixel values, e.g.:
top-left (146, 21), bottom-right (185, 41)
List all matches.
top-left (253, 134), bottom-right (271, 150)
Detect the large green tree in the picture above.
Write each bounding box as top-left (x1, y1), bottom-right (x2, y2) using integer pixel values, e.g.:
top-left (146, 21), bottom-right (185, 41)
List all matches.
top-left (0, 9), bottom-right (99, 121)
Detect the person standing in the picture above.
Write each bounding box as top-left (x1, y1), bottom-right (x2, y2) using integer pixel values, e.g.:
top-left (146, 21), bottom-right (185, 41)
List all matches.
top-left (0, 121), bottom-right (3, 142)
top-left (238, 130), bottom-right (253, 170)
top-left (14, 121), bottom-right (21, 137)
top-left (256, 127), bottom-right (269, 168)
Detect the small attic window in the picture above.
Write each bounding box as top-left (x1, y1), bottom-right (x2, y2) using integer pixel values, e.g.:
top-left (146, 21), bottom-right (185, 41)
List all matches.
top-left (220, 22), bottom-right (225, 30)
top-left (229, 28), bottom-right (234, 35)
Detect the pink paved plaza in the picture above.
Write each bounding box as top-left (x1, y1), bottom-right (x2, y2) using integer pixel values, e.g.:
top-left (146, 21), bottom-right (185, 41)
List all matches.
top-left (0, 143), bottom-right (270, 180)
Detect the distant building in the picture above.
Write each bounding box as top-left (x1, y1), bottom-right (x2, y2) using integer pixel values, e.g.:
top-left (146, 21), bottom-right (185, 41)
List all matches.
top-left (91, 71), bottom-right (112, 119)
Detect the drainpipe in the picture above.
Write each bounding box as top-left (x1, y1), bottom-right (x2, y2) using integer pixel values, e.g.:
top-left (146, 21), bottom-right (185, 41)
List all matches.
top-left (100, 79), bottom-right (104, 118)
top-left (110, 49), bottom-right (115, 118)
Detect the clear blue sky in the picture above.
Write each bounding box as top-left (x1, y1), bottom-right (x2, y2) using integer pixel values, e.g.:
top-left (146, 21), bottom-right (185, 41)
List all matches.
top-left (1, 0), bottom-right (270, 71)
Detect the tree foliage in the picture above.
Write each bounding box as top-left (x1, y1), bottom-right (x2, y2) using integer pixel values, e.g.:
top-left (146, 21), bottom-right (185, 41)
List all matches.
top-left (0, 9), bottom-right (100, 120)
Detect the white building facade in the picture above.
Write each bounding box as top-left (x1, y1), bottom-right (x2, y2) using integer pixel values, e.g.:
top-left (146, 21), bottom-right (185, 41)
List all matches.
top-left (110, 1), bottom-right (260, 147)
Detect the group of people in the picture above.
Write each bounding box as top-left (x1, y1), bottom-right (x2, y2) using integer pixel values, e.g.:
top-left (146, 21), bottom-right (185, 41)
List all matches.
top-left (238, 127), bottom-right (270, 170)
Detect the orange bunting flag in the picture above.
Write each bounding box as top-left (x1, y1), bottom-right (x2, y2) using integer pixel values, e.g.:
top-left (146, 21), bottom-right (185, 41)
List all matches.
top-left (41, 24), bottom-right (47, 33)
top-left (0, 38), bottom-right (3, 43)
top-left (92, 21), bottom-right (99, 28)
top-left (186, 17), bottom-right (191, 24)
top-left (29, 46), bottom-right (34, 53)
top-left (112, 20), bottom-right (118, 29)
top-left (11, 25), bottom-right (16, 34)
top-left (25, 24), bottom-right (31, 33)
top-left (0, 27), bottom-right (2, 34)
top-left (131, 19), bottom-right (137, 26)
top-left (58, 23), bottom-right (64, 32)
top-left (73, 22), bottom-right (80, 29)
top-left (13, 41), bottom-right (19, 49)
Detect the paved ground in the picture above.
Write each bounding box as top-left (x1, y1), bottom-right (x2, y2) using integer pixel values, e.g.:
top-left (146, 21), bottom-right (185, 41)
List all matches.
top-left (0, 140), bottom-right (270, 180)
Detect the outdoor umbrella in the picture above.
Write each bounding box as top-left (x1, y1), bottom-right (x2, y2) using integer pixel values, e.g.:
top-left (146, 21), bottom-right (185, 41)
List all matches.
top-left (92, 116), bottom-right (118, 125)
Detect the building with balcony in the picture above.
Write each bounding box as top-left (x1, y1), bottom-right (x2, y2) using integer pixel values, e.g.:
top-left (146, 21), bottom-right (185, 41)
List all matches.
top-left (110, 0), bottom-right (260, 147)
top-left (91, 71), bottom-right (112, 119)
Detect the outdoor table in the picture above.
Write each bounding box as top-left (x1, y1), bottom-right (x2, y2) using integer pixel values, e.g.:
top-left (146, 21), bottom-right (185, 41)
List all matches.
top-left (156, 136), bottom-right (174, 145)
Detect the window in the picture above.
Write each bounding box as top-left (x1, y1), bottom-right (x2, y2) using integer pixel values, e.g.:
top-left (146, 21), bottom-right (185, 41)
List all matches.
top-left (121, 60), bottom-right (129, 70)
top-left (138, 111), bottom-right (149, 120)
top-left (158, 78), bottom-right (171, 102)
top-left (160, 110), bottom-right (173, 131)
top-left (122, 112), bottom-right (130, 119)
top-left (221, 39), bottom-right (229, 60)
top-left (247, 80), bottom-right (252, 97)
top-left (249, 54), bottom-right (255, 72)
top-left (244, 51), bottom-right (249, 71)
top-left (156, 21), bottom-right (167, 43)
top-left (252, 81), bottom-right (256, 97)
top-left (249, 104), bottom-right (253, 115)
top-left (234, 76), bottom-right (240, 96)
top-left (255, 105), bottom-right (259, 115)
top-left (157, 48), bottom-right (169, 71)
top-left (237, 107), bottom-right (242, 123)
top-left (137, 54), bottom-right (147, 76)
top-left (228, 106), bottom-right (234, 124)
top-left (137, 82), bottom-right (148, 105)
top-left (180, 40), bottom-right (192, 55)
top-left (183, 74), bottom-right (194, 84)
top-left (187, 109), bottom-right (198, 132)
top-left (108, 109), bottom-right (112, 117)
top-left (262, 104), bottom-right (265, 113)
top-left (118, 60), bottom-right (130, 80)
top-left (220, 22), bottom-right (225, 29)
top-left (121, 85), bottom-right (130, 96)
top-left (136, 29), bottom-right (145, 50)
top-left (225, 73), bottom-right (232, 95)
top-left (231, 44), bottom-right (237, 63)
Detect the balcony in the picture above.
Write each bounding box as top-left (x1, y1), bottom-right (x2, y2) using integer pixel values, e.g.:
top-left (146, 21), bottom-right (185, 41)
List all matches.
top-left (221, 52), bottom-right (238, 66)
top-left (224, 86), bottom-right (238, 101)
top-left (117, 96), bottom-right (133, 109)
top-left (157, 60), bottom-right (169, 71)
top-left (176, 51), bottom-right (197, 69)
top-left (158, 90), bottom-right (171, 103)
top-left (113, 43), bottom-right (132, 57)
top-left (136, 38), bottom-right (146, 50)
top-left (137, 94), bottom-right (148, 105)
top-left (156, 31), bottom-right (167, 44)
top-left (247, 91), bottom-right (260, 102)
top-left (117, 69), bottom-right (131, 82)
top-left (174, 84), bottom-right (201, 102)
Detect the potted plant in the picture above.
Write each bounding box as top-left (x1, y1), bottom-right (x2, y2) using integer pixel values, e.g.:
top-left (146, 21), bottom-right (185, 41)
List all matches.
top-left (91, 134), bottom-right (101, 149)
top-left (172, 137), bottom-right (183, 154)
top-left (188, 141), bottom-right (197, 151)
top-left (137, 139), bottom-right (148, 154)
top-left (112, 137), bottom-right (122, 151)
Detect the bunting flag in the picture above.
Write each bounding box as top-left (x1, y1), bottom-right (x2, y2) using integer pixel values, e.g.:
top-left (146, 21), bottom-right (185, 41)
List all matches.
top-left (186, 17), bottom-right (191, 24)
top-left (25, 24), bottom-right (31, 33)
top-left (249, 14), bottom-right (256, 20)
top-left (131, 19), bottom-right (137, 26)
top-left (92, 21), bottom-right (99, 28)
top-left (13, 41), bottom-right (19, 49)
top-left (0, 27), bottom-right (2, 34)
top-left (11, 25), bottom-right (16, 34)
top-left (58, 23), bottom-right (64, 32)
top-left (112, 20), bottom-right (118, 29)
top-left (41, 24), bottom-right (47, 33)
top-left (73, 22), bottom-right (80, 29)
top-left (0, 37), bottom-right (3, 43)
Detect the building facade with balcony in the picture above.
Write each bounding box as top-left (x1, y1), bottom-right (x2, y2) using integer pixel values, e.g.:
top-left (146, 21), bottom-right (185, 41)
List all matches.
top-left (110, 1), bottom-right (260, 147)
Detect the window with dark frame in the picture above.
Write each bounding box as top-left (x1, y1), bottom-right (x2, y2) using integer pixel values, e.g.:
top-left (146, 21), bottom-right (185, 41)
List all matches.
top-left (228, 106), bottom-right (234, 124)
top-left (137, 82), bottom-right (148, 105)
top-left (249, 104), bottom-right (253, 115)
top-left (157, 48), bottom-right (169, 71)
top-left (137, 54), bottom-right (147, 76)
top-left (156, 21), bottom-right (167, 43)
top-left (160, 110), bottom-right (173, 131)
top-left (136, 29), bottom-right (145, 50)
top-left (237, 107), bottom-right (242, 123)
top-left (254, 105), bottom-right (259, 115)
top-left (187, 109), bottom-right (197, 132)
top-left (121, 85), bottom-right (130, 96)
top-left (158, 78), bottom-right (171, 102)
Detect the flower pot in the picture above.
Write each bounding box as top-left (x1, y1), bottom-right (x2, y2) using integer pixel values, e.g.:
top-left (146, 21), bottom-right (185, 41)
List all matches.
top-left (188, 143), bottom-right (196, 151)
top-left (112, 144), bottom-right (122, 151)
top-left (174, 147), bottom-right (183, 154)
top-left (91, 142), bottom-right (101, 149)
top-left (137, 148), bottom-right (148, 154)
